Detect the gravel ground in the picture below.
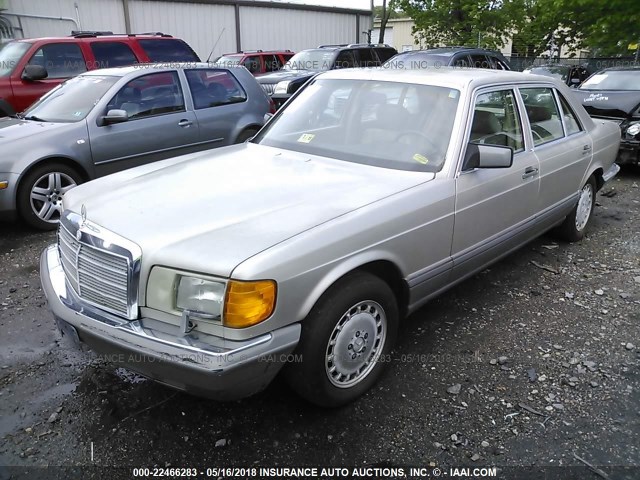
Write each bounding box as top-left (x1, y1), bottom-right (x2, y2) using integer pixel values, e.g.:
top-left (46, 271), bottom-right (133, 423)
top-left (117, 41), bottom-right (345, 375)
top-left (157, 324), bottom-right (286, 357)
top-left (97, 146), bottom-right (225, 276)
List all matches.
top-left (0, 169), bottom-right (639, 480)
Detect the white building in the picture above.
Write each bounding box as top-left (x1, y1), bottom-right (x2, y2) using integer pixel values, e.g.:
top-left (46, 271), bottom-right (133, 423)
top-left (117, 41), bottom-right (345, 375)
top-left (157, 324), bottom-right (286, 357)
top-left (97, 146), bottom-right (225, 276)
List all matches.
top-left (0, 0), bottom-right (372, 58)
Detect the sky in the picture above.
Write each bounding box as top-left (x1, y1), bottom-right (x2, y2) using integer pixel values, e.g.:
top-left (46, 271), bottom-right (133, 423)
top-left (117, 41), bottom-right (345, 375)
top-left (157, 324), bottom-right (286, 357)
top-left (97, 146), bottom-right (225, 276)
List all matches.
top-left (253, 0), bottom-right (382, 9)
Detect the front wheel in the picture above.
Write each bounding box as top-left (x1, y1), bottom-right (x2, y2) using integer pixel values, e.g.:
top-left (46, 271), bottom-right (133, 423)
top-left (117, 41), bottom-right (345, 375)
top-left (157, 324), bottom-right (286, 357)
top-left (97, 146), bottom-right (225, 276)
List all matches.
top-left (284, 271), bottom-right (399, 407)
top-left (17, 163), bottom-right (81, 230)
top-left (556, 175), bottom-right (596, 242)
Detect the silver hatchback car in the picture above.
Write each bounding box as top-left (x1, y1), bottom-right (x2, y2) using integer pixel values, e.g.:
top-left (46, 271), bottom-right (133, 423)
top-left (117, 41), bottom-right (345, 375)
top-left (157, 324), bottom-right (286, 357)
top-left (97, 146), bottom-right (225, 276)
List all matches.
top-left (0, 63), bottom-right (273, 229)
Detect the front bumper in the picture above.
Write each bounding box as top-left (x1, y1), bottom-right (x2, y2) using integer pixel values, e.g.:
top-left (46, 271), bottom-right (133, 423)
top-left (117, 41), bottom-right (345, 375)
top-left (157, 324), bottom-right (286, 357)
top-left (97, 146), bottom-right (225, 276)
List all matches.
top-left (40, 245), bottom-right (301, 400)
top-left (0, 172), bottom-right (19, 221)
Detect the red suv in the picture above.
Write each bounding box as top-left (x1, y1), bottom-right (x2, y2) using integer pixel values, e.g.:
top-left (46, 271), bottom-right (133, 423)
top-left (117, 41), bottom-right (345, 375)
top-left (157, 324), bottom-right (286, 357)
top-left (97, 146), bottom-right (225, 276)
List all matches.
top-left (0, 31), bottom-right (200, 116)
top-left (213, 50), bottom-right (294, 76)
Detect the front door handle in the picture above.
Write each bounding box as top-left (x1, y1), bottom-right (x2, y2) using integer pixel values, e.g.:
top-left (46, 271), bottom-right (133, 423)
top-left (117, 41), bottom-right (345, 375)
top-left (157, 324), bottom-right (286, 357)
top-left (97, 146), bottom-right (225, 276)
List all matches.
top-left (522, 166), bottom-right (539, 179)
top-left (178, 119), bottom-right (193, 127)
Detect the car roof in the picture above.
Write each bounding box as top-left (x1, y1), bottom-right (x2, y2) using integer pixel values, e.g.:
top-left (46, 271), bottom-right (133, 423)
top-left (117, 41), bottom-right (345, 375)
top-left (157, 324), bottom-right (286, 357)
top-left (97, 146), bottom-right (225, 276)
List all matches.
top-left (81, 62), bottom-right (238, 77)
top-left (399, 47), bottom-right (503, 56)
top-left (14, 34), bottom-right (176, 43)
top-left (317, 67), bottom-right (557, 90)
top-left (600, 66), bottom-right (640, 72)
top-left (221, 50), bottom-right (292, 56)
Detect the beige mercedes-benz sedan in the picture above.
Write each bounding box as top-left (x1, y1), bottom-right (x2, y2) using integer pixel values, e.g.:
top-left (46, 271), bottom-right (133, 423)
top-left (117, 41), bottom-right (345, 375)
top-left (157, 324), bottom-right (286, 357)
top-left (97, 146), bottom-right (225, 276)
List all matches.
top-left (41, 68), bottom-right (620, 407)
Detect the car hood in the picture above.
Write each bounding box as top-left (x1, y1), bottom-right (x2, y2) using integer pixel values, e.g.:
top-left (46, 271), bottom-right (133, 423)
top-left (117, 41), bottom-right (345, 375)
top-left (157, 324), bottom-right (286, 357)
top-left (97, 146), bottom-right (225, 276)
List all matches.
top-left (63, 144), bottom-right (433, 278)
top-left (572, 90), bottom-right (640, 119)
top-left (257, 70), bottom-right (318, 84)
top-left (0, 116), bottom-right (69, 143)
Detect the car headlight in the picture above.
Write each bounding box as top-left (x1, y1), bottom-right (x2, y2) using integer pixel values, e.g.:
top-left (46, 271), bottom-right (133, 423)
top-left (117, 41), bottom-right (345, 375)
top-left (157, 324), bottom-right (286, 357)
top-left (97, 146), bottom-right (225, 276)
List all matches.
top-left (176, 276), bottom-right (225, 318)
top-left (147, 267), bottom-right (276, 328)
top-left (625, 121), bottom-right (640, 137)
top-left (274, 80), bottom-right (291, 95)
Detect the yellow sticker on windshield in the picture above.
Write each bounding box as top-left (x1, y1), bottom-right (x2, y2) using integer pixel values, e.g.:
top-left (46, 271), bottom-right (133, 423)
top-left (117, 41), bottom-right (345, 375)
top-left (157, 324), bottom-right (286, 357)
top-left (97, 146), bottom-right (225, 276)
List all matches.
top-left (298, 133), bottom-right (315, 143)
top-left (413, 153), bottom-right (429, 165)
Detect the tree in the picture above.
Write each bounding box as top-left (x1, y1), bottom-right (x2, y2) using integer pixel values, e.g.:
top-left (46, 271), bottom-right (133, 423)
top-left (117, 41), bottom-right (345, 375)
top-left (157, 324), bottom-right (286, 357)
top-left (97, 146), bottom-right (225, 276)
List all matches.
top-left (377, 0), bottom-right (401, 44)
top-left (399, 0), bottom-right (522, 50)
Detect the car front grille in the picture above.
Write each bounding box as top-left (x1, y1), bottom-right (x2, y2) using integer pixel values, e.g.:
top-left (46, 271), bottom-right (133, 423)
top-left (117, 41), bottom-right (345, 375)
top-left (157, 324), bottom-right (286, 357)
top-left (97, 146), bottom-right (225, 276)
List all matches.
top-left (58, 223), bottom-right (132, 319)
top-left (260, 83), bottom-right (276, 95)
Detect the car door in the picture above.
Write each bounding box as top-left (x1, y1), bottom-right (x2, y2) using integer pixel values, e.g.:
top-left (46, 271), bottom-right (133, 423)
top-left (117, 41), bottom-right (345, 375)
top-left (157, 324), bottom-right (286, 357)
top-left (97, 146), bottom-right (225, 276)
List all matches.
top-left (88, 70), bottom-right (199, 176)
top-left (518, 86), bottom-right (592, 217)
top-left (13, 42), bottom-right (88, 111)
top-left (184, 68), bottom-right (250, 147)
top-left (452, 88), bottom-right (540, 277)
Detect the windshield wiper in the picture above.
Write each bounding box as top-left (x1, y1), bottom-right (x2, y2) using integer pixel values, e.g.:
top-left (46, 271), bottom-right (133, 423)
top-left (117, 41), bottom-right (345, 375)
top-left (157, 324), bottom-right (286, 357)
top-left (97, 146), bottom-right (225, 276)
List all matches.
top-left (23, 115), bottom-right (47, 122)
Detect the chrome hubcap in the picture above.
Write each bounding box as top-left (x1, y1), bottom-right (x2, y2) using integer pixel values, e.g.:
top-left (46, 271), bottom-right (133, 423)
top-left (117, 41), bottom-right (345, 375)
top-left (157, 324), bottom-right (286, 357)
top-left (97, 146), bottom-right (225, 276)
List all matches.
top-left (575, 183), bottom-right (593, 232)
top-left (30, 172), bottom-right (76, 223)
top-left (325, 300), bottom-right (386, 388)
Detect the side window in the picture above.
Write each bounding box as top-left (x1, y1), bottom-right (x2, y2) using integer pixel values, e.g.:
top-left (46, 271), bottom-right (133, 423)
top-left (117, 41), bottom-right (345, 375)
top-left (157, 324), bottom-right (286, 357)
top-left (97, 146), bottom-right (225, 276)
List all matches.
top-left (334, 50), bottom-right (356, 69)
top-left (470, 90), bottom-right (524, 152)
top-left (357, 48), bottom-right (378, 68)
top-left (241, 55), bottom-right (261, 74)
top-left (90, 42), bottom-right (137, 68)
top-left (28, 43), bottom-right (87, 79)
top-left (108, 71), bottom-right (184, 119)
top-left (137, 39), bottom-right (199, 62)
top-left (265, 55), bottom-right (282, 72)
top-left (185, 69), bottom-right (247, 109)
top-left (557, 92), bottom-right (583, 135)
top-left (375, 47), bottom-right (396, 63)
top-left (453, 55), bottom-right (470, 67)
top-left (470, 54), bottom-right (492, 69)
top-left (520, 87), bottom-right (564, 146)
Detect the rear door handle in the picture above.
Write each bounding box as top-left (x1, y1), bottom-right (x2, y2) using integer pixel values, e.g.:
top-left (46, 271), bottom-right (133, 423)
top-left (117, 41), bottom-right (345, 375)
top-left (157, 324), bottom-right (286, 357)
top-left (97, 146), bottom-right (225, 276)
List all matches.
top-left (522, 166), bottom-right (539, 179)
top-left (178, 119), bottom-right (193, 127)
top-left (582, 144), bottom-right (592, 154)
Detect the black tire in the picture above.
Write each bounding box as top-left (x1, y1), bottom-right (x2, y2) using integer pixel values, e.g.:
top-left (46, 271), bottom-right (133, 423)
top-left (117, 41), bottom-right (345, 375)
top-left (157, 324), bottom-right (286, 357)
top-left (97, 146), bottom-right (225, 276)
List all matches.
top-left (234, 128), bottom-right (258, 144)
top-left (17, 162), bottom-right (82, 231)
top-left (284, 271), bottom-right (399, 407)
top-left (556, 175), bottom-right (596, 242)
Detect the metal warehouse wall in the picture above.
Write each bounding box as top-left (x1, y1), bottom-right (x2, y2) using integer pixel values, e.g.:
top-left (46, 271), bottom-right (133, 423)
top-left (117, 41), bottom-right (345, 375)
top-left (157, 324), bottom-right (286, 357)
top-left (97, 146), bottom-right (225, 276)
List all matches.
top-left (239, 7), bottom-right (366, 52)
top-left (3, 0), bottom-right (371, 59)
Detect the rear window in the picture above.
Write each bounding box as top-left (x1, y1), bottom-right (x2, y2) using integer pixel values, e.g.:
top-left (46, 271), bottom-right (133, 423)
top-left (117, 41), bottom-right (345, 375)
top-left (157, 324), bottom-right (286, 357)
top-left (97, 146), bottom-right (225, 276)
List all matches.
top-left (137, 39), bottom-right (199, 62)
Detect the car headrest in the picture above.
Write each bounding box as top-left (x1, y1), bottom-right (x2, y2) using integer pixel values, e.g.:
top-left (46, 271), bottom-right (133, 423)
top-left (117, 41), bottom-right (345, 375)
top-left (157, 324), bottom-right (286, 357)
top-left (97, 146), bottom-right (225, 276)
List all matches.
top-left (526, 105), bottom-right (552, 122)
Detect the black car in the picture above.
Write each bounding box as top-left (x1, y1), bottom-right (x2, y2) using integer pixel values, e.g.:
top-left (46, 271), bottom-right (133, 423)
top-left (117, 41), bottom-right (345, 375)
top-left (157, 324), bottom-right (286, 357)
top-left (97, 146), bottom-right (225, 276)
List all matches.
top-left (523, 64), bottom-right (592, 87)
top-left (383, 47), bottom-right (511, 70)
top-left (572, 67), bottom-right (640, 165)
top-left (257, 43), bottom-right (397, 108)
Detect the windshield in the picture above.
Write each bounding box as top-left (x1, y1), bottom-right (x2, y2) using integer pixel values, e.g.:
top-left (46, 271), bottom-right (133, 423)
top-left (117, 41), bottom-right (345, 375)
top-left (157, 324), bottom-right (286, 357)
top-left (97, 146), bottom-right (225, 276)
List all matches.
top-left (580, 70), bottom-right (640, 91)
top-left (214, 55), bottom-right (242, 68)
top-left (0, 42), bottom-right (31, 77)
top-left (255, 78), bottom-right (460, 172)
top-left (524, 66), bottom-right (570, 81)
top-left (23, 74), bottom-right (119, 122)
top-left (284, 50), bottom-right (336, 71)
top-left (384, 53), bottom-right (450, 69)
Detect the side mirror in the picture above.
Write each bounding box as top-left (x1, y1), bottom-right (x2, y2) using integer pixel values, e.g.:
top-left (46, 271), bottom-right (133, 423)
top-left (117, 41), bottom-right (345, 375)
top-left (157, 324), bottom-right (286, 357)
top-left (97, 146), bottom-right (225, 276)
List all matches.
top-left (100, 109), bottom-right (129, 126)
top-left (22, 65), bottom-right (48, 81)
top-left (463, 143), bottom-right (513, 170)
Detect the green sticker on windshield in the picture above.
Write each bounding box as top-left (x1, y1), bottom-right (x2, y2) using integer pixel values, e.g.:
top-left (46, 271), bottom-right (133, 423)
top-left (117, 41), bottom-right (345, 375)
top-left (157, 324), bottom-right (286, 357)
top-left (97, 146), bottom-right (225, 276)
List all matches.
top-left (298, 133), bottom-right (315, 143)
top-left (413, 153), bottom-right (429, 165)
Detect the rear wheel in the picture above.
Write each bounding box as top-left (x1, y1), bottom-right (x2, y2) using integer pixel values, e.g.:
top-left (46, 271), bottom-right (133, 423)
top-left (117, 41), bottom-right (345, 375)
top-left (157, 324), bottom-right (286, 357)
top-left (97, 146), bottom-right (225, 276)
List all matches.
top-left (556, 175), bottom-right (596, 242)
top-left (285, 271), bottom-right (399, 407)
top-left (17, 163), bottom-right (81, 230)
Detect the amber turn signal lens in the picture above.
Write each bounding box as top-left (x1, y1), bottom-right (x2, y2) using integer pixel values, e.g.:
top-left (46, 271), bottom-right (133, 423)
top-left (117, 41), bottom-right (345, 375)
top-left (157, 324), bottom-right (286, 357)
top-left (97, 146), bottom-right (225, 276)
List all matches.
top-left (223, 280), bottom-right (276, 328)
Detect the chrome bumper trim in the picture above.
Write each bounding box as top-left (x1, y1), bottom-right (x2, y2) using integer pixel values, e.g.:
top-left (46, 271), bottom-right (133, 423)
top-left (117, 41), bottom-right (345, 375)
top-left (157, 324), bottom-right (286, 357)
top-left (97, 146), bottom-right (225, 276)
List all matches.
top-left (41, 245), bottom-right (300, 399)
top-left (602, 163), bottom-right (620, 183)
